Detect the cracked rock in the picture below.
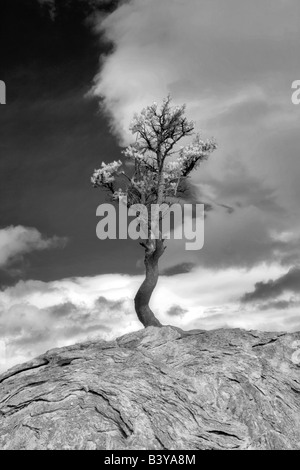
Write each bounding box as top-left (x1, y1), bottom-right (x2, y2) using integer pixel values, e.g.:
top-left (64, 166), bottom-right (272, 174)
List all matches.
top-left (0, 326), bottom-right (299, 450)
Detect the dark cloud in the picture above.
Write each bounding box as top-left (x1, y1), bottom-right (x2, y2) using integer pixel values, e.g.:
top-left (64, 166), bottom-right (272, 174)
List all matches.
top-left (161, 262), bottom-right (195, 276)
top-left (241, 267), bottom-right (300, 303)
top-left (258, 299), bottom-right (299, 311)
top-left (49, 302), bottom-right (79, 317)
top-left (96, 296), bottom-right (125, 311)
top-left (166, 305), bottom-right (187, 317)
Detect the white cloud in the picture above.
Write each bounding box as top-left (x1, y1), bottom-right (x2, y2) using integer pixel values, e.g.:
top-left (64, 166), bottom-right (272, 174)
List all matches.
top-left (90, 0), bottom-right (300, 277)
top-left (91, 0), bottom-right (300, 142)
top-left (0, 225), bottom-right (67, 269)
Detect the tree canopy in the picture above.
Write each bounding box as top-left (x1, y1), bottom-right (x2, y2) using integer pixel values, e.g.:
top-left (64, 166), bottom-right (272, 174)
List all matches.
top-left (91, 96), bottom-right (217, 212)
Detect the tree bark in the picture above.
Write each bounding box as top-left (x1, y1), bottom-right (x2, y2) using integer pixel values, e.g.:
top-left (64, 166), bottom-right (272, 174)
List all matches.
top-left (134, 239), bottom-right (165, 327)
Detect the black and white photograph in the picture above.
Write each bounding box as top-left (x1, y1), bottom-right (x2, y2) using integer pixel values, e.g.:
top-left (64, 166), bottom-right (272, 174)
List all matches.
top-left (0, 0), bottom-right (300, 453)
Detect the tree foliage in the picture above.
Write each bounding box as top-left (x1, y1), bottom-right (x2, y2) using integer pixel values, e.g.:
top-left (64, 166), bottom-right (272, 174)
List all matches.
top-left (91, 96), bottom-right (217, 214)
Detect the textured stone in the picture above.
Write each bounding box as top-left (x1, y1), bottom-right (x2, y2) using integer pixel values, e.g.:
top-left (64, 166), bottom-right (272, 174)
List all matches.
top-left (0, 326), bottom-right (299, 450)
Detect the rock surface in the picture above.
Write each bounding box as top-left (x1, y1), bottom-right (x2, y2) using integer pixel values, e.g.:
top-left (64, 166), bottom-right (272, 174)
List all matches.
top-left (0, 326), bottom-right (300, 450)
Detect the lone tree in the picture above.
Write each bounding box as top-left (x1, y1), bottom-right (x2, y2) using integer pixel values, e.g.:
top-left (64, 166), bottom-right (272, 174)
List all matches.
top-left (91, 96), bottom-right (216, 328)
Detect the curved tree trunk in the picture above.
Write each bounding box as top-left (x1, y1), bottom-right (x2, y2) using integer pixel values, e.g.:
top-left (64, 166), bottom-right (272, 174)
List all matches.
top-left (134, 239), bottom-right (165, 327)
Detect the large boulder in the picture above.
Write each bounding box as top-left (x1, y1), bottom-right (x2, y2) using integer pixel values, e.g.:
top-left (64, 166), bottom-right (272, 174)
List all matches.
top-left (0, 326), bottom-right (299, 450)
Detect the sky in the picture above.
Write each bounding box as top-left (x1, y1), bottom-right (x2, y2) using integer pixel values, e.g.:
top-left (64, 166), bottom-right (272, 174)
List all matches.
top-left (0, 0), bottom-right (300, 372)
